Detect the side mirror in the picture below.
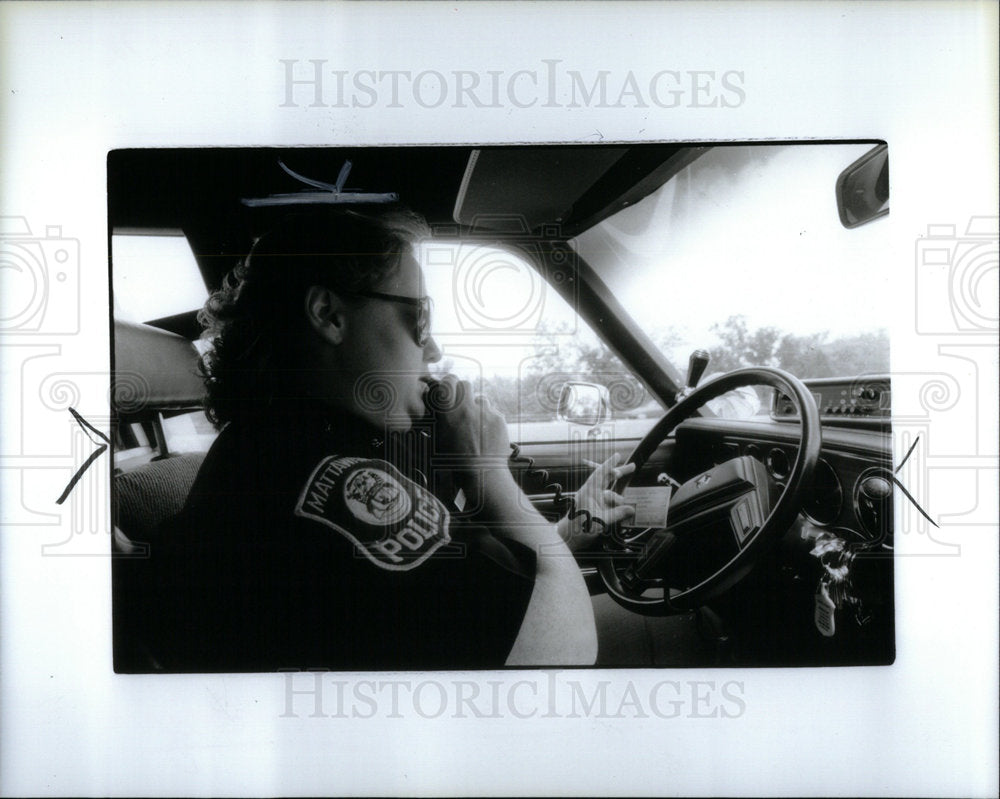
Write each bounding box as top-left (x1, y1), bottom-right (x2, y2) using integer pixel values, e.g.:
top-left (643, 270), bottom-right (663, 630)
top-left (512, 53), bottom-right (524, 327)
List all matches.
top-left (557, 381), bottom-right (612, 427)
top-left (836, 143), bottom-right (889, 229)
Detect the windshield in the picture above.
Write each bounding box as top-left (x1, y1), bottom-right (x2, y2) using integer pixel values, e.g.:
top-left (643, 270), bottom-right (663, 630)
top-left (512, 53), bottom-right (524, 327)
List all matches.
top-left (572, 144), bottom-right (891, 380)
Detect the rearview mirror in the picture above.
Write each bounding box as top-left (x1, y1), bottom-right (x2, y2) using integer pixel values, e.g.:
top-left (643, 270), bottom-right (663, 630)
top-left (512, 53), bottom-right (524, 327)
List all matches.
top-left (557, 381), bottom-right (611, 427)
top-left (836, 143), bottom-right (889, 228)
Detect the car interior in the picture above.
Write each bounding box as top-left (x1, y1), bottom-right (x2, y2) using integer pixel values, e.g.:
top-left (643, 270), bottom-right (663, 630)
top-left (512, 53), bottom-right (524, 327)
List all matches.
top-left (109, 143), bottom-right (895, 670)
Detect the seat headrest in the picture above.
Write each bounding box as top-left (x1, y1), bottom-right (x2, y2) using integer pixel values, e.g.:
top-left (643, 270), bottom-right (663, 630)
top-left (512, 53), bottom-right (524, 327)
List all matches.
top-left (113, 319), bottom-right (205, 414)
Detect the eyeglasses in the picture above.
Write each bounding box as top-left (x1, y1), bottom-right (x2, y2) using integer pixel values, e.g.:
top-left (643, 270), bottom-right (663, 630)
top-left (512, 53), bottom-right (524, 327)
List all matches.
top-left (348, 290), bottom-right (433, 347)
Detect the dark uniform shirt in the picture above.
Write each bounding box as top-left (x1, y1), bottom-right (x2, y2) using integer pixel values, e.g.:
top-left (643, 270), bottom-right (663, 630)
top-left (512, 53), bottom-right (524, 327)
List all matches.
top-left (142, 401), bottom-right (536, 671)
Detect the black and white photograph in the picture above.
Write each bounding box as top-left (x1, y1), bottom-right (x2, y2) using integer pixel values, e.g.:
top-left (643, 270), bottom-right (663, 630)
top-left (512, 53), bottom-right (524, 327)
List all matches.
top-left (110, 143), bottom-right (896, 672)
top-left (1, 2), bottom-right (997, 796)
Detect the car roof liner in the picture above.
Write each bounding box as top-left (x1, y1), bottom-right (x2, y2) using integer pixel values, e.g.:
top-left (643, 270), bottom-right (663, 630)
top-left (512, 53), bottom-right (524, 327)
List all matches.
top-left (109, 145), bottom-right (700, 294)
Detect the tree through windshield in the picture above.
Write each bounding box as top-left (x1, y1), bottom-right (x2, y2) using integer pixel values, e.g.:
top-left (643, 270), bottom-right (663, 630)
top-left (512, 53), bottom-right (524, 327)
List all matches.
top-left (574, 143), bottom-right (891, 377)
top-left (427, 143), bottom-right (891, 433)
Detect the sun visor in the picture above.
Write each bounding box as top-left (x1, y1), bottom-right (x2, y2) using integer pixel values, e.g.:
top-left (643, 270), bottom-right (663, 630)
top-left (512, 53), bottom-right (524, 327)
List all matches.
top-left (453, 148), bottom-right (629, 232)
top-left (113, 319), bottom-right (205, 413)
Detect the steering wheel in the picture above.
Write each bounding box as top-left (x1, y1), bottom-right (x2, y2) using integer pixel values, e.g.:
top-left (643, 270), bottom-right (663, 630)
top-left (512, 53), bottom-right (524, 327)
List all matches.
top-left (600, 367), bottom-right (820, 615)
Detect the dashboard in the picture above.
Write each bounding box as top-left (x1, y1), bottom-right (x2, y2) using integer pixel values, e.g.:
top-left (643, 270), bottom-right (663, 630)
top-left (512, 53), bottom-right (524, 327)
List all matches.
top-left (678, 376), bottom-right (894, 547)
top-left (683, 421), bottom-right (894, 548)
top-left (771, 375), bottom-right (891, 427)
top-left (500, 373), bottom-right (896, 664)
top-left (664, 377), bottom-right (895, 665)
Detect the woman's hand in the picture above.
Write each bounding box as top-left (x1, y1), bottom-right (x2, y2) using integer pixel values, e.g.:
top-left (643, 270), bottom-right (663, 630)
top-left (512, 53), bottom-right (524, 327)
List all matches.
top-left (422, 374), bottom-right (514, 514)
top-left (557, 453), bottom-right (636, 552)
top-left (422, 374), bottom-right (510, 460)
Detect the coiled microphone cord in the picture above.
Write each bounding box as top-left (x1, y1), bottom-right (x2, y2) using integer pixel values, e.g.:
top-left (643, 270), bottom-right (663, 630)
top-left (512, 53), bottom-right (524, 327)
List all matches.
top-left (509, 442), bottom-right (607, 535)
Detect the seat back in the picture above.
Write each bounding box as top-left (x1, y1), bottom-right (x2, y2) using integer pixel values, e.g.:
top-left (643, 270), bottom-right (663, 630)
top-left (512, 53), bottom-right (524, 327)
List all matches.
top-left (113, 319), bottom-right (205, 413)
top-left (112, 319), bottom-right (211, 671)
top-left (113, 452), bottom-right (206, 672)
top-left (114, 452), bottom-right (205, 543)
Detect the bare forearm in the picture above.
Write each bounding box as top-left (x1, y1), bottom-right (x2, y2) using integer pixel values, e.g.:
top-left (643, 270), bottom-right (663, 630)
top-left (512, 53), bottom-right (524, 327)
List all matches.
top-left (474, 466), bottom-right (562, 547)
top-left (505, 550), bottom-right (598, 666)
top-left (473, 469), bottom-right (597, 665)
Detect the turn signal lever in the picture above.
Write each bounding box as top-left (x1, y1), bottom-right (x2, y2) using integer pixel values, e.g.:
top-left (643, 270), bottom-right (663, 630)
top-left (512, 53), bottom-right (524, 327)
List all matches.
top-left (678, 349), bottom-right (710, 400)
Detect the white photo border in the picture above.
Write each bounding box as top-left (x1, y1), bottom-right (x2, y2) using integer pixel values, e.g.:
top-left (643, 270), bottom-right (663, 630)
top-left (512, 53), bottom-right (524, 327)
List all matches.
top-left (0, 1), bottom-right (997, 796)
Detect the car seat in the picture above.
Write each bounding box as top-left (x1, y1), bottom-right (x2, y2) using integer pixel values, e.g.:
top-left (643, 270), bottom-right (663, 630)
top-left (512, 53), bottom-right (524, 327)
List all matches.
top-left (112, 319), bottom-right (207, 670)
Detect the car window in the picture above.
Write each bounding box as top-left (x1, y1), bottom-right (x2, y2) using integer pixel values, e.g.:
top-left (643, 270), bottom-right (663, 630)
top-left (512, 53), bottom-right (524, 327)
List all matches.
top-left (114, 411), bottom-right (217, 471)
top-left (111, 232), bottom-right (208, 323)
top-left (160, 410), bottom-right (217, 454)
top-left (421, 240), bottom-right (664, 443)
top-left (112, 231), bottom-right (218, 466)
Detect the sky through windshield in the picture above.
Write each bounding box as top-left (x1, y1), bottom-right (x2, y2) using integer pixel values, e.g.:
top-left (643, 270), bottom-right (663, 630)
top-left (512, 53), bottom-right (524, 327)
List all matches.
top-left (573, 143), bottom-right (892, 363)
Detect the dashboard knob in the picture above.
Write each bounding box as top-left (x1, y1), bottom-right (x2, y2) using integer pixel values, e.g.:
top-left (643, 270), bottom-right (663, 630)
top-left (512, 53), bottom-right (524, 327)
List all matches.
top-left (857, 472), bottom-right (893, 540)
top-left (860, 475), bottom-right (892, 499)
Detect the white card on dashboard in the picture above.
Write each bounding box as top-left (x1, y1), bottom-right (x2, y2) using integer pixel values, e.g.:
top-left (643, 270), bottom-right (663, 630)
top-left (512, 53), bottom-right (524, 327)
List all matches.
top-left (621, 486), bottom-right (671, 529)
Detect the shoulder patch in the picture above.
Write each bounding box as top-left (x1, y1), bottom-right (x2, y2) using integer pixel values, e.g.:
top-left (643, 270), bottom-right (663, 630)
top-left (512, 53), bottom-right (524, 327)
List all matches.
top-left (294, 456), bottom-right (451, 571)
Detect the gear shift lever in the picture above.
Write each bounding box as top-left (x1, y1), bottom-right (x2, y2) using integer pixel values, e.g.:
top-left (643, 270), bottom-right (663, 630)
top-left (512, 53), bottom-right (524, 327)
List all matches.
top-left (679, 349), bottom-right (710, 400)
